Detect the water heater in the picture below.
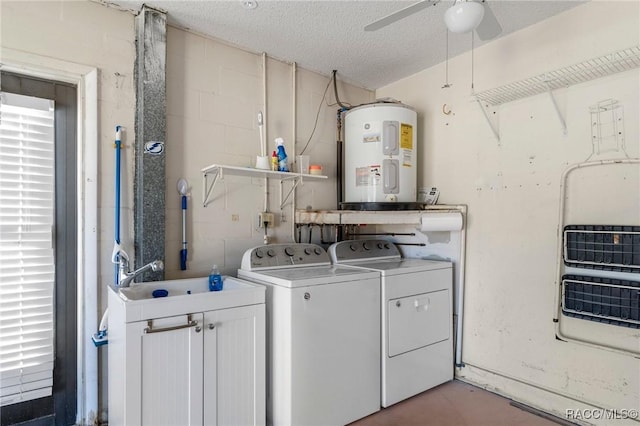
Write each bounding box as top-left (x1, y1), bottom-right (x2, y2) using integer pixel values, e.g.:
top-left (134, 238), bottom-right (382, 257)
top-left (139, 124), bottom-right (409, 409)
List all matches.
top-left (343, 102), bottom-right (417, 206)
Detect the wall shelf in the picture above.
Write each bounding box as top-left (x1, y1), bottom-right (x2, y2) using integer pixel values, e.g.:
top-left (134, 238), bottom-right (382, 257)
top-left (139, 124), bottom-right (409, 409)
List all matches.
top-left (201, 164), bottom-right (327, 208)
top-left (295, 208), bottom-right (461, 225)
top-left (473, 45), bottom-right (640, 141)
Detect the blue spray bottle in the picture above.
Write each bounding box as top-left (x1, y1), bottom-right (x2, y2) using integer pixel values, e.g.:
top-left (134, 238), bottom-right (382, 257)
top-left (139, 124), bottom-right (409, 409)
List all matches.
top-left (275, 137), bottom-right (289, 172)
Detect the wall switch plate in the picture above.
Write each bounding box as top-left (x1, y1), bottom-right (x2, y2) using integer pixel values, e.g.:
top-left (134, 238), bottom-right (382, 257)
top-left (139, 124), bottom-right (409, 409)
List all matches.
top-left (259, 212), bottom-right (275, 227)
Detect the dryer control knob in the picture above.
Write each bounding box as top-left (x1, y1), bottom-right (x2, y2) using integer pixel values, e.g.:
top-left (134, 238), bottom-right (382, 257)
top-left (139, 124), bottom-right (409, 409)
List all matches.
top-left (255, 249), bottom-right (264, 258)
top-left (284, 247), bottom-right (295, 256)
top-left (267, 249), bottom-right (275, 257)
top-left (304, 248), bottom-right (312, 255)
top-left (314, 248), bottom-right (322, 255)
top-left (377, 243), bottom-right (384, 249)
top-left (384, 243), bottom-right (391, 249)
top-left (363, 242), bottom-right (371, 251)
top-left (349, 244), bottom-right (357, 251)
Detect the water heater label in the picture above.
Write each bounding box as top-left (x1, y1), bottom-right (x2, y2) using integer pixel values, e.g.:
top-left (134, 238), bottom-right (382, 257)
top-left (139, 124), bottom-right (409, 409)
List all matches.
top-left (402, 150), bottom-right (412, 167)
top-left (400, 123), bottom-right (413, 149)
top-left (356, 165), bottom-right (381, 186)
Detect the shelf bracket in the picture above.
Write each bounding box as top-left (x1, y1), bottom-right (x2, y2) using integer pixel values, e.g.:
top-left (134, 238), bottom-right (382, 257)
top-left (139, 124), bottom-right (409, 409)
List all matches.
top-left (279, 175), bottom-right (302, 210)
top-left (475, 98), bottom-right (500, 143)
top-left (202, 168), bottom-right (222, 207)
top-left (546, 86), bottom-right (567, 135)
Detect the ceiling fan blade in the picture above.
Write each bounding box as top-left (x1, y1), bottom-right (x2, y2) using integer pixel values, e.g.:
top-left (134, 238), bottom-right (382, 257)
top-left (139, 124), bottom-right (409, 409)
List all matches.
top-left (364, 0), bottom-right (438, 32)
top-left (475, 2), bottom-right (502, 41)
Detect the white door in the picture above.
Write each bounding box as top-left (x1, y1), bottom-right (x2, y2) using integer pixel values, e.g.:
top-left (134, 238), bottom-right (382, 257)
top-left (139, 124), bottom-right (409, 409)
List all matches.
top-left (387, 289), bottom-right (450, 357)
top-left (129, 313), bottom-right (204, 426)
top-left (203, 305), bottom-right (266, 426)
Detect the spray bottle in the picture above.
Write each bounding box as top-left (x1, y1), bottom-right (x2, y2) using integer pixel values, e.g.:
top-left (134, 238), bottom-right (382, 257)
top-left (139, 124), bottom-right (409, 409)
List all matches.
top-left (275, 137), bottom-right (289, 172)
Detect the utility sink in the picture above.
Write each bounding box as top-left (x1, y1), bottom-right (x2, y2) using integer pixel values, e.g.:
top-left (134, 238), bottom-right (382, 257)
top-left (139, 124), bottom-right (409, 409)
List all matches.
top-left (108, 276), bottom-right (265, 323)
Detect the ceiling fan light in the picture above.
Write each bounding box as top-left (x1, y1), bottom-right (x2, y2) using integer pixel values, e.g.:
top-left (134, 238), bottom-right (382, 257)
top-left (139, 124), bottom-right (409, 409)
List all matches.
top-left (444, 1), bottom-right (485, 34)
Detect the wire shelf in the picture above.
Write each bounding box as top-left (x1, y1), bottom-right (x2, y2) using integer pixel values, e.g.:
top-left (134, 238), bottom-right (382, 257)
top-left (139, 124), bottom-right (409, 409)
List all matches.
top-left (475, 46), bottom-right (640, 106)
top-left (562, 275), bottom-right (640, 328)
top-left (564, 226), bottom-right (640, 273)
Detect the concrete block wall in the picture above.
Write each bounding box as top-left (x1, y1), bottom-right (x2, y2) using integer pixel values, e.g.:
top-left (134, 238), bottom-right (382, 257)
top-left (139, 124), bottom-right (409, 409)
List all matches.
top-left (164, 26), bottom-right (373, 279)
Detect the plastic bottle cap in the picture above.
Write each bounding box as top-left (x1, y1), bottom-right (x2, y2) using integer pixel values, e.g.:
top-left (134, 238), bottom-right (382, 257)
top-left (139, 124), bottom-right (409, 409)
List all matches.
top-left (152, 289), bottom-right (168, 298)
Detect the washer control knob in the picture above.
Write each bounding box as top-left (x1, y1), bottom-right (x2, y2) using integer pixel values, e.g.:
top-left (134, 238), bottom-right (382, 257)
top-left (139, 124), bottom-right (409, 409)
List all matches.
top-left (255, 249), bottom-right (264, 258)
top-left (377, 242), bottom-right (384, 249)
top-left (363, 242), bottom-right (371, 251)
top-left (349, 243), bottom-right (358, 251)
top-left (284, 247), bottom-right (295, 256)
top-left (384, 243), bottom-right (391, 249)
top-left (304, 248), bottom-right (312, 255)
top-left (314, 248), bottom-right (323, 255)
top-left (267, 249), bottom-right (275, 257)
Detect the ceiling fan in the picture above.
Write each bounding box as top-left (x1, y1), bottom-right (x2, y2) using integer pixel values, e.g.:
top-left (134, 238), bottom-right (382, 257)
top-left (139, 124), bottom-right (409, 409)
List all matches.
top-left (365, 0), bottom-right (502, 41)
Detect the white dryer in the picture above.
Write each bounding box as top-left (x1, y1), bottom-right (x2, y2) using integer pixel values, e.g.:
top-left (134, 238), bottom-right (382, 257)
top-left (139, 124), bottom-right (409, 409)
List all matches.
top-left (328, 239), bottom-right (453, 408)
top-left (238, 243), bottom-right (380, 426)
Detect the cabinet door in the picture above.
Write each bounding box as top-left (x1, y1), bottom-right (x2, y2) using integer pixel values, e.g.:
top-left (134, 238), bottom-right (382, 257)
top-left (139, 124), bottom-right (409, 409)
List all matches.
top-left (127, 313), bottom-right (204, 426)
top-left (203, 304), bottom-right (266, 426)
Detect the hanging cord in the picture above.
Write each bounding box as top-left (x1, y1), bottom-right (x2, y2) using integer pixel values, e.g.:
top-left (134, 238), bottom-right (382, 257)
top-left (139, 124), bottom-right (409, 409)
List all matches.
top-left (299, 72), bottom-right (333, 155)
top-left (442, 29), bottom-right (451, 88)
top-left (471, 31), bottom-right (475, 92)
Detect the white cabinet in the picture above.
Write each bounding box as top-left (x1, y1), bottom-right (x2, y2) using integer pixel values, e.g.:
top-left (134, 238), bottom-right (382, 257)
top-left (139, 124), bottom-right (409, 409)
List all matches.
top-left (108, 278), bottom-right (266, 426)
top-left (203, 305), bottom-right (265, 426)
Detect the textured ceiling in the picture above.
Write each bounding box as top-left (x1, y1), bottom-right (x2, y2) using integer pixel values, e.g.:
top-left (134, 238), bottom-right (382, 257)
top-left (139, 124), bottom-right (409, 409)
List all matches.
top-left (112, 0), bottom-right (584, 89)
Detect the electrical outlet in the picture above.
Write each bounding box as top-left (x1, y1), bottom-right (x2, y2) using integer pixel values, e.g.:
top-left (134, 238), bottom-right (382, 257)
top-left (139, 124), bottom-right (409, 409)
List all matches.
top-left (259, 212), bottom-right (275, 228)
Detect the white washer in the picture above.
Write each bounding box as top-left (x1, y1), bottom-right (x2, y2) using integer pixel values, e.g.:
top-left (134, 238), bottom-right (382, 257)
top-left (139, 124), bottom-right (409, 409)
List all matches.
top-left (238, 243), bottom-right (380, 426)
top-left (328, 239), bottom-right (453, 408)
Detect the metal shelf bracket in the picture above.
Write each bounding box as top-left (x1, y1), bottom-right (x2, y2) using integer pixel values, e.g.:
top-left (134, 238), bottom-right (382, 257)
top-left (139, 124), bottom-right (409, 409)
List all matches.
top-left (202, 167), bottom-right (222, 207)
top-left (546, 84), bottom-right (567, 135)
top-left (475, 98), bottom-right (500, 143)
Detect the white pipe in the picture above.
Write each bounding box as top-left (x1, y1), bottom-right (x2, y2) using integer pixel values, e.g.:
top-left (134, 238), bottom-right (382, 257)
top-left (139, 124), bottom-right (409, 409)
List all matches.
top-left (262, 52), bottom-right (269, 215)
top-left (261, 52), bottom-right (268, 158)
top-left (553, 158), bottom-right (640, 357)
top-left (291, 62), bottom-right (297, 242)
top-left (424, 204), bottom-right (468, 366)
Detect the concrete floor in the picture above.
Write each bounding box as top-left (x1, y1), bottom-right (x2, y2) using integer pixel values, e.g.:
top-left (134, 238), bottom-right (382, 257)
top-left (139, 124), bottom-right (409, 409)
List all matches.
top-left (350, 380), bottom-right (567, 426)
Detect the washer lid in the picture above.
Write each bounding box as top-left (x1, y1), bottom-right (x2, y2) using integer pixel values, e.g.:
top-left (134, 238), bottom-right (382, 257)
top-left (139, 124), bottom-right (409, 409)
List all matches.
top-left (238, 265), bottom-right (379, 288)
top-left (344, 258), bottom-right (452, 275)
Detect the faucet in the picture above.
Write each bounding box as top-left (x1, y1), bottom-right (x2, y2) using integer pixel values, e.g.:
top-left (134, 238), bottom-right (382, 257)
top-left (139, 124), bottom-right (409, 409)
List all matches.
top-left (118, 256), bottom-right (164, 287)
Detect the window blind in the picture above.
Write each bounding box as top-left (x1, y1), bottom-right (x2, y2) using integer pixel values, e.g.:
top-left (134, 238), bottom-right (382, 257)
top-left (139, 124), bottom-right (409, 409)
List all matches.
top-left (0, 92), bottom-right (55, 406)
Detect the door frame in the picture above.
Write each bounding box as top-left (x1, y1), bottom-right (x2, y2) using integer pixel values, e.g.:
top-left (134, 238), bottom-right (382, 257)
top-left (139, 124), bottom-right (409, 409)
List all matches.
top-left (1, 48), bottom-right (99, 425)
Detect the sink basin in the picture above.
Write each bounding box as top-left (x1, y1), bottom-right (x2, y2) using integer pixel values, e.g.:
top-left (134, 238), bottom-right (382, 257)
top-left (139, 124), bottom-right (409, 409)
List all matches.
top-left (109, 275), bottom-right (265, 322)
top-left (119, 276), bottom-right (252, 300)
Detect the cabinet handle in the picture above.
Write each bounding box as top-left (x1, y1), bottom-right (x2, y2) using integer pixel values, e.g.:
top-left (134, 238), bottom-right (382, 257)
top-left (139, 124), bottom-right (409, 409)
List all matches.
top-left (144, 314), bottom-right (199, 334)
top-left (208, 323), bottom-right (216, 330)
